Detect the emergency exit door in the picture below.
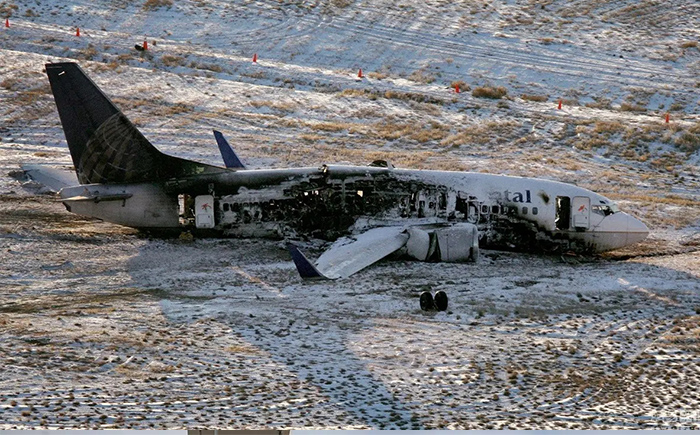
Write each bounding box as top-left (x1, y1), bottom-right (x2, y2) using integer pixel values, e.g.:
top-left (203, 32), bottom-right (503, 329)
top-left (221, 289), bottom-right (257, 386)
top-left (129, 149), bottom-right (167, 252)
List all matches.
top-left (572, 196), bottom-right (590, 230)
top-left (195, 195), bottom-right (215, 229)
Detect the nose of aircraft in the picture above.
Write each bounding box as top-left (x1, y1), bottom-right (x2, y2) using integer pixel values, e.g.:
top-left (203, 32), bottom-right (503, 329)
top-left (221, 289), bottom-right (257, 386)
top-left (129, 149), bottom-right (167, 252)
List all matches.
top-left (625, 213), bottom-right (650, 245)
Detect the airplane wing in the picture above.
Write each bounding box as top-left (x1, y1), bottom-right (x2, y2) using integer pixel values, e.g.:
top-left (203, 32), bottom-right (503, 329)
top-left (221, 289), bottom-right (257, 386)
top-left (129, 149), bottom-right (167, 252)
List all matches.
top-left (213, 130), bottom-right (246, 169)
top-left (288, 226), bottom-right (410, 280)
top-left (21, 164), bottom-right (78, 192)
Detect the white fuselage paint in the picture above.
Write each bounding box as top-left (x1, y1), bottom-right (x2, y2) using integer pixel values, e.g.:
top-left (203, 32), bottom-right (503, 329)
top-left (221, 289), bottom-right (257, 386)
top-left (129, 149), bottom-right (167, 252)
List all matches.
top-left (57, 165), bottom-right (649, 253)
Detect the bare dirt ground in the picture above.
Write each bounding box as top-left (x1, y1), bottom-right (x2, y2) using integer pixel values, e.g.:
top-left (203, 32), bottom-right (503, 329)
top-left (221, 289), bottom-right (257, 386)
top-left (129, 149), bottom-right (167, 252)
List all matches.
top-left (1, 0), bottom-right (699, 429)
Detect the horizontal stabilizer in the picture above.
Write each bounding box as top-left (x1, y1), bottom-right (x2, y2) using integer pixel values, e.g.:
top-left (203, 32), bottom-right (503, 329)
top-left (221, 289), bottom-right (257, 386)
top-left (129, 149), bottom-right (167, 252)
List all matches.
top-left (213, 130), bottom-right (246, 169)
top-left (287, 243), bottom-right (329, 280)
top-left (22, 164), bottom-right (78, 192)
top-left (61, 193), bottom-right (133, 203)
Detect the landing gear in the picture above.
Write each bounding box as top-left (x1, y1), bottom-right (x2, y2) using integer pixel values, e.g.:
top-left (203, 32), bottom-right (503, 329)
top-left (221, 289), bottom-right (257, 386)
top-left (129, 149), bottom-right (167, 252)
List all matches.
top-left (419, 291), bottom-right (434, 311)
top-left (419, 290), bottom-right (449, 312)
top-left (434, 291), bottom-right (448, 311)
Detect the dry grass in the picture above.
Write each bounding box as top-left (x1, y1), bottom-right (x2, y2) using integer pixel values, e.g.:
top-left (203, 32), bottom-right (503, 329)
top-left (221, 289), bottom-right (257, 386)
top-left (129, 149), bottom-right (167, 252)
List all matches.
top-left (680, 41), bottom-right (698, 49)
top-left (368, 71), bottom-right (388, 80)
top-left (143, 0), bottom-right (172, 10)
top-left (441, 120), bottom-right (521, 147)
top-left (472, 86), bottom-right (508, 99)
top-left (339, 88), bottom-right (445, 105)
top-left (78, 44), bottom-right (99, 61)
top-left (408, 68), bottom-right (436, 84)
top-left (521, 93), bottom-right (548, 102)
top-left (585, 97), bottom-right (612, 109)
top-left (674, 132), bottom-right (700, 153)
top-left (249, 100), bottom-right (297, 113)
top-left (593, 121), bottom-right (625, 134)
top-left (0, 77), bottom-right (19, 90)
top-left (619, 102), bottom-right (646, 112)
top-left (0, 2), bottom-right (18, 17)
top-left (160, 54), bottom-right (186, 67)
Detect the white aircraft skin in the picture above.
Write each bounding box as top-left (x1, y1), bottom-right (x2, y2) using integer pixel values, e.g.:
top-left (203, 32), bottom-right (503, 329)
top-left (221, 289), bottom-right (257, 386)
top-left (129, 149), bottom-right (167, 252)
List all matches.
top-left (28, 62), bottom-right (649, 280)
top-left (57, 163), bottom-right (648, 253)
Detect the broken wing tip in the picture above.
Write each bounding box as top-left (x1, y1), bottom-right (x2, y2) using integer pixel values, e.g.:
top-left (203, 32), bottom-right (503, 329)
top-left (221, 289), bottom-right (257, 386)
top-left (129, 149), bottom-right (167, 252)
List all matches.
top-left (286, 242), bottom-right (329, 281)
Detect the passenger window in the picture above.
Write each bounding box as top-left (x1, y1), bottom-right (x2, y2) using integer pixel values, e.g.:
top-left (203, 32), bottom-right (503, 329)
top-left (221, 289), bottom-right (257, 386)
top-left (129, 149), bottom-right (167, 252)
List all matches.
top-left (532, 207), bottom-right (538, 215)
top-left (522, 207), bottom-right (528, 215)
top-left (481, 205), bottom-right (489, 214)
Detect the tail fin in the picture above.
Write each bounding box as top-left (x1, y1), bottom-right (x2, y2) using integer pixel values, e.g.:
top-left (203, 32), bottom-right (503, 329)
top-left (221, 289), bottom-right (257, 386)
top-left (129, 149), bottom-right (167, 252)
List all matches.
top-left (45, 62), bottom-right (220, 185)
top-left (213, 130), bottom-right (246, 169)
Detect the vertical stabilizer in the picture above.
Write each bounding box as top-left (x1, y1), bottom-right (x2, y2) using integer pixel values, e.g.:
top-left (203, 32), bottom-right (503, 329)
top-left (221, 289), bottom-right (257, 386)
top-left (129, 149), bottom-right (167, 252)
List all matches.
top-left (213, 130), bottom-right (246, 169)
top-left (45, 62), bottom-right (221, 185)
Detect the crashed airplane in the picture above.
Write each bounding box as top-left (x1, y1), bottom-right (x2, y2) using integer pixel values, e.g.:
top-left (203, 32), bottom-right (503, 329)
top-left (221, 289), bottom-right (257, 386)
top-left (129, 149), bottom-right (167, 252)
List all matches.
top-left (27, 62), bottom-right (649, 282)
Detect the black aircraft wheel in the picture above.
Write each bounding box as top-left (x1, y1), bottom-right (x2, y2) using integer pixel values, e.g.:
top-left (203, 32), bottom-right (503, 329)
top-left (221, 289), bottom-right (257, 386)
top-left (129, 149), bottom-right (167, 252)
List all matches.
top-left (419, 291), bottom-right (434, 311)
top-left (434, 290), bottom-right (448, 311)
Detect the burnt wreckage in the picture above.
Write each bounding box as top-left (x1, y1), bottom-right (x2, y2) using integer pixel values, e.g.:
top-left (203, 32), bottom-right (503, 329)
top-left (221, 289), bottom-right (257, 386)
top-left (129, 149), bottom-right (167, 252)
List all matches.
top-left (29, 62), bottom-right (648, 298)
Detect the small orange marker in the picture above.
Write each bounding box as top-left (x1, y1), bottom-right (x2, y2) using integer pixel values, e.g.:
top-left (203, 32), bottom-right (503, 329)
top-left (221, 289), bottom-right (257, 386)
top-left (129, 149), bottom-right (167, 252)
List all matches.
top-left (252, 53), bottom-right (257, 63)
top-left (143, 40), bottom-right (148, 50)
top-left (358, 68), bottom-right (363, 78)
top-left (455, 84), bottom-right (460, 93)
top-left (558, 99), bottom-right (562, 110)
top-left (5, 18), bottom-right (9, 28)
top-left (76, 27), bottom-right (80, 37)
top-left (665, 113), bottom-right (670, 123)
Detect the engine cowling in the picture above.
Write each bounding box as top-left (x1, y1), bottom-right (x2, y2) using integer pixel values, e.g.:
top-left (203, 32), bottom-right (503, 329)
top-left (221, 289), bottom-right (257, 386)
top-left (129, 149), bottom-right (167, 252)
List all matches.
top-left (405, 223), bottom-right (479, 263)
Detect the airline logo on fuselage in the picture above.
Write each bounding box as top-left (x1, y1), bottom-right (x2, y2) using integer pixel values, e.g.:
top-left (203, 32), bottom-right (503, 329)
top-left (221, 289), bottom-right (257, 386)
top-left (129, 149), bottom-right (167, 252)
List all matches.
top-left (489, 190), bottom-right (532, 203)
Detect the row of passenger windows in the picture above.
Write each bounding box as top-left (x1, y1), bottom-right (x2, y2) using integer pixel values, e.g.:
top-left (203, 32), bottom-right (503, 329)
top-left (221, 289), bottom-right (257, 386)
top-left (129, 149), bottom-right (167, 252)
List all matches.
top-left (481, 205), bottom-right (538, 216)
top-left (221, 201), bottom-right (539, 217)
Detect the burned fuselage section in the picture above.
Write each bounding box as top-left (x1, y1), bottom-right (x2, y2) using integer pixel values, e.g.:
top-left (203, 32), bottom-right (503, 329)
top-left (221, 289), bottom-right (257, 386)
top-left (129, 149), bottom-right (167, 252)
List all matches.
top-left (58, 164), bottom-right (648, 254)
top-left (178, 165), bottom-right (564, 252)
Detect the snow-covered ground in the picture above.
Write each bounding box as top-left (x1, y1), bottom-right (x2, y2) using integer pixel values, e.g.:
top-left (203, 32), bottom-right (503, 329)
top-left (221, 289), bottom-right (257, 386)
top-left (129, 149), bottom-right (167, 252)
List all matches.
top-left (1, 0), bottom-right (699, 429)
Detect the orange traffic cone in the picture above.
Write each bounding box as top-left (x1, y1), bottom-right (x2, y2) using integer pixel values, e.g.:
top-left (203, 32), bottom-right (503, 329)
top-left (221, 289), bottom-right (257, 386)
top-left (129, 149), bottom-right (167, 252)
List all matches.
top-left (76, 27), bottom-right (80, 37)
top-left (5, 18), bottom-right (9, 28)
top-left (358, 68), bottom-right (363, 78)
top-left (455, 84), bottom-right (460, 93)
top-left (665, 113), bottom-right (670, 123)
top-left (143, 40), bottom-right (148, 50)
top-left (252, 53), bottom-right (257, 63)
top-left (557, 99), bottom-right (562, 110)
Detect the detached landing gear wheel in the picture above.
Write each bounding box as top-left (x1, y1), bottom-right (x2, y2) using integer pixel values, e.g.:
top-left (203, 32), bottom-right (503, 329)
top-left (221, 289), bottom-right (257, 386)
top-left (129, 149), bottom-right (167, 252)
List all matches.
top-left (419, 291), bottom-right (434, 311)
top-left (434, 291), bottom-right (448, 311)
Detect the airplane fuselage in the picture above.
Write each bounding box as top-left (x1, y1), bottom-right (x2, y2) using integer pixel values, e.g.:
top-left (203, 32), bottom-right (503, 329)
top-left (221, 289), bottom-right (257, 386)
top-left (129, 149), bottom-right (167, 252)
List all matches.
top-left (60, 164), bottom-right (648, 253)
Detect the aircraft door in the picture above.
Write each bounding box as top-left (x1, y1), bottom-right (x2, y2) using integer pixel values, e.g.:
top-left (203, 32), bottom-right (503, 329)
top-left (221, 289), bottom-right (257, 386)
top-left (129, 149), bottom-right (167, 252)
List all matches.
top-left (195, 195), bottom-right (215, 229)
top-left (572, 196), bottom-right (590, 231)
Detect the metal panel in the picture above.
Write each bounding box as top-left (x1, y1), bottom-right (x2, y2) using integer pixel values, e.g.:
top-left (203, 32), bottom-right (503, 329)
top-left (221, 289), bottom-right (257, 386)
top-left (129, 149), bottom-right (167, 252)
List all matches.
top-left (572, 196), bottom-right (591, 230)
top-left (195, 195), bottom-right (215, 229)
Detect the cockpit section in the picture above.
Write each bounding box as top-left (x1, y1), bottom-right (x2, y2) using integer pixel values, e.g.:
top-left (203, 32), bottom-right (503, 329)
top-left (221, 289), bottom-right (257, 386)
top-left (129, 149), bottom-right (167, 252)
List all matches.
top-left (592, 202), bottom-right (619, 216)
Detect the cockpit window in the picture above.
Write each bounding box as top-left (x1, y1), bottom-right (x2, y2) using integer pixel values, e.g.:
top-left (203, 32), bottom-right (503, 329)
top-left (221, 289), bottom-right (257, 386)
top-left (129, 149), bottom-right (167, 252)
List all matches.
top-left (592, 205), bottom-right (615, 216)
